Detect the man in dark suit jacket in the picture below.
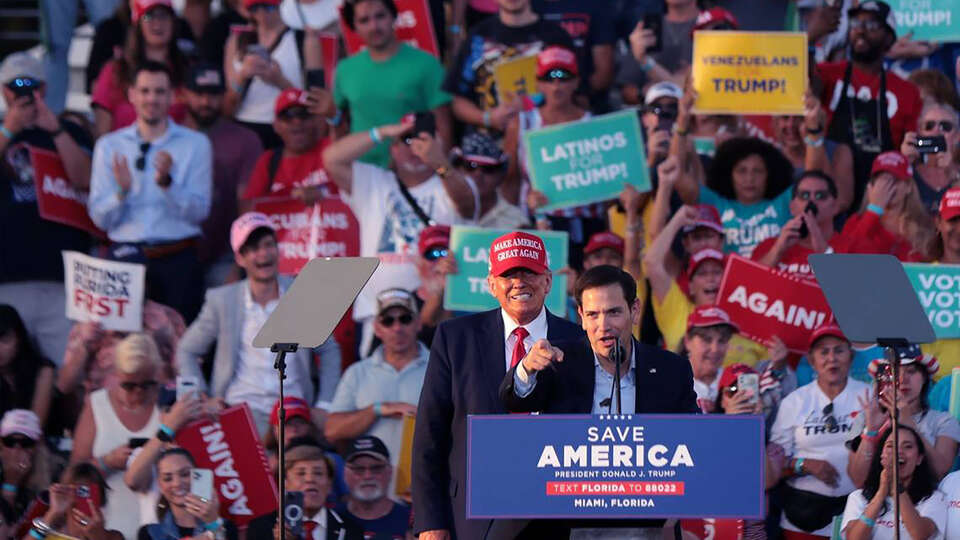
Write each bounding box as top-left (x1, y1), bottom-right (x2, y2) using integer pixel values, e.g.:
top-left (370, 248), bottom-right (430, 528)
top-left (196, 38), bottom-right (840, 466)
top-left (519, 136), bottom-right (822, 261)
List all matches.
top-left (498, 265), bottom-right (699, 539)
top-left (412, 231), bottom-right (584, 540)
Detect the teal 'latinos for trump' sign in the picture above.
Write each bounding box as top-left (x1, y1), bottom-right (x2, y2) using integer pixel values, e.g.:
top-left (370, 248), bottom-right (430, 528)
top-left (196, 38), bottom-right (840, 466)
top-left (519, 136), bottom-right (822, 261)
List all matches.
top-left (523, 110), bottom-right (650, 212)
top-left (893, 0), bottom-right (960, 42)
top-left (904, 263), bottom-right (960, 339)
top-left (444, 226), bottom-right (568, 315)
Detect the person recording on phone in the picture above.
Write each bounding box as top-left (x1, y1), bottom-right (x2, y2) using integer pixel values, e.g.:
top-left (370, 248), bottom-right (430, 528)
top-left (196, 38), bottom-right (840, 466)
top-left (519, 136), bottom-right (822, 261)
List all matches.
top-left (28, 462), bottom-right (124, 540)
top-left (900, 102), bottom-right (960, 212)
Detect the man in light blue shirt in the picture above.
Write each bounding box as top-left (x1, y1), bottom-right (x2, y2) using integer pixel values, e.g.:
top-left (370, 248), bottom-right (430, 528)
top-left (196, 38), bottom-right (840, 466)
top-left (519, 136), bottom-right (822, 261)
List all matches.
top-left (88, 60), bottom-right (212, 322)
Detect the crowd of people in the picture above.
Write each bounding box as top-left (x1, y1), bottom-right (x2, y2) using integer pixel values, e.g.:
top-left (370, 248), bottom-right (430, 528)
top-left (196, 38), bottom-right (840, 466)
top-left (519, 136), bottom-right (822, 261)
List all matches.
top-left (5, 0), bottom-right (960, 538)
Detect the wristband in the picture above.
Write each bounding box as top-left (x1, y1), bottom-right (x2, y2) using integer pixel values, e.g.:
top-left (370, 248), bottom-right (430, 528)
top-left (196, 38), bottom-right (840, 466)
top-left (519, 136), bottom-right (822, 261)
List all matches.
top-left (97, 455), bottom-right (111, 472)
top-left (159, 423), bottom-right (175, 437)
top-left (865, 429), bottom-right (879, 438)
top-left (639, 56), bottom-right (656, 73)
top-left (858, 514), bottom-right (876, 528)
top-left (2, 482), bottom-right (17, 494)
top-left (29, 529), bottom-right (46, 540)
top-left (374, 402), bottom-right (382, 417)
top-left (0, 126), bottom-right (13, 139)
top-left (204, 518), bottom-right (224, 531)
top-left (369, 127), bottom-right (382, 144)
top-left (482, 110), bottom-right (492, 128)
top-left (867, 203), bottom-right (885, 216)
top-left (448, 24), bottom-right (462, 34)
top-left (794, 457), bottom-right (805, 475)
top-left (803, 135), bottom-right (824, 147)
top-left (326, 108), bottom-right (343, 127)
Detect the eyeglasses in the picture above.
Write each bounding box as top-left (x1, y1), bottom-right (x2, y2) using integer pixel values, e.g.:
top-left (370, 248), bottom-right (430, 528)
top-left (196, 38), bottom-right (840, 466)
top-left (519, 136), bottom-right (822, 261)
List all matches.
top-left (278, 108), bottom-right (311, 121)
top-left (822, 402), bottom-right (838, 431)
top-left (378, 313), bottom-right (414, 327)
top-left (424, 247), bottom-right (448, 261)
top-left (537, 69), bottom-right (575, 82)
top-left (849, 19), bottom-right (883, 32)
top-left (924, 120), bottom-right (955, 133)
top-left (135, 142), bottom-right (151, 171)
top-left (796, 190), bottom-right (831, 201)
top-left (248, 3), bottom-right (278, 12)
top-left (1, 436), bottom-right (35, 449)
top-left (645, 105), bottom-right (678, 121)
top-left (141, 8), bottom-right (172, 22)
top-left (346, 463), bottom-right (387, 475)
top-left (119, 380), bottom-right (158, 392)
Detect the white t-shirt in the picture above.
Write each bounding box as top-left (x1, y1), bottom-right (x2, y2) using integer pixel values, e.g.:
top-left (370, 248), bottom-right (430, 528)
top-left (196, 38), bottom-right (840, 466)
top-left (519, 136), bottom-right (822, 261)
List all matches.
top-left (343, 162), bottom-right (470, 321)
top-left (234, 30), bottom-right (305, 124)
top-left (280, 0), bottom-right (340, 30)
top-left (915, 409), bottom-right (960, 446)
top-left (771, 379), bottom-right (870, 535)
top-left (840, 489), bottom-right (946, 540)
top-left (939, 471), bottom-right (960, 539)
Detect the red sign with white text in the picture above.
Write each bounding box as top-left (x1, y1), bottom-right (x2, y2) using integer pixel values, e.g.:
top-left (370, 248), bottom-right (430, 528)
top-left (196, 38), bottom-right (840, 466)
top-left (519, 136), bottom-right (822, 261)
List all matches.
top-left (252, 197), bottom-right (360, 275)
top-left (175, 405), bottom-right (278, 527)
top-left (681, 518), bottom-right (744, 540)
top-left (30, 147), bottom-right (106, 238)
top-left (339, 0), bottom-right (439, 57)
top-left (716, 255), bottom-right (833, 353)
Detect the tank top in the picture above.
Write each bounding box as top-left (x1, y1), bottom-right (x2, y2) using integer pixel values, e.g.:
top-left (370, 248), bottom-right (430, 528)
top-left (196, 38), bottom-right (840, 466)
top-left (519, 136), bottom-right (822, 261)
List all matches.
top-left (235, 30), bottom-right (305, 124)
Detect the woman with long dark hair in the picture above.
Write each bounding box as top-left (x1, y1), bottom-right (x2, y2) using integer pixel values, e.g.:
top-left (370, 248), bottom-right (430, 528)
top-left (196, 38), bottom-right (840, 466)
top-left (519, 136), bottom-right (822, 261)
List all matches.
top-left (841, 425), bottom-right (946, 540)
top-left (0, 305), bottom-right (55, 426)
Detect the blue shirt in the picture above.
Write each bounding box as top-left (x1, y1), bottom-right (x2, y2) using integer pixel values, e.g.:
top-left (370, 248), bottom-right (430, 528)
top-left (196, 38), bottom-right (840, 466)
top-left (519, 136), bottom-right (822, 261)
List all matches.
top-left (88, 120), bottom-right (212, 243)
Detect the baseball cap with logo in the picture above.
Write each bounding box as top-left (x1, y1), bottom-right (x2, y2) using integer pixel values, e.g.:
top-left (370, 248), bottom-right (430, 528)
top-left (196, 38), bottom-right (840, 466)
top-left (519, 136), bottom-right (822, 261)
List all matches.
top-left (870, 151), bottom-right (912, 181)
top-left (274, 88), bottom-right (310, 116)
top-left (0, 52), bottom-right (44, 87)
top-left (939, 187), bottom-right (960, 221)
top-left (849, 1), bottom-right (897, 38)
top-left (489, 231), bottom-right (549, 276)
top-left (686, 248), bottom-right (725, 277)
top-left (418, 225), bottom-right (450, 256)
top-left (186, 63), bottom-right (225, 93)
top-left (230, 212), bottom-right (275, 255)
top-left (692, 7), bottom-right (739, 34)
top-left (0, 409), bottom-right (41, 441)
top-left (686, 305), bottom-right (739, 332)
top-left (536, 46), bottom-right (578, 78)
top-left (269, 397), bottom-right (311, 428)
top-left (376, 288), bottom-right (418, 317)
top-left (132, 0), bottom-right (174, 23)
top-left (644, 81), bottom-right (683, 106)
top-left (683, 204), bottom-right (724, 235)
top-left (346, 435), bottom-right (390, 463)
top-left (807, 322), bottom-right (847, 349)
top-left (718, 363), bottom-right (757, 390)
top-left (868, 351), bottom-right (939, 379)
top-left (584, 232), bottom-right (625, 256)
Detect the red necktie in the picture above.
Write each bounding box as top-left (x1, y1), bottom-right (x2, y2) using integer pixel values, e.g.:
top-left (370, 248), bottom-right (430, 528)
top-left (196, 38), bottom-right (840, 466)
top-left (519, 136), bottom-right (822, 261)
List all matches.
top-left (510, 327), bottom-right (529, 368)
top-left (303, 520), bottom-right (317, 539)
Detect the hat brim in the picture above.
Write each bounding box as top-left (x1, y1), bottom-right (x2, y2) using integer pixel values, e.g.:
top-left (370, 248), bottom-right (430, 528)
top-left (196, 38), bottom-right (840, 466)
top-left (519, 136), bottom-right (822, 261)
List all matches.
top-left (688, 320), bottom-right (740, 334)
top-left (683, 222), bottom-right (724, 235)
top-left (493, 259), bottom-right (549, 277)
top-left (808, 330), bottom-right (847, 350)
top-left (347, 451), bottom-right (390, 463)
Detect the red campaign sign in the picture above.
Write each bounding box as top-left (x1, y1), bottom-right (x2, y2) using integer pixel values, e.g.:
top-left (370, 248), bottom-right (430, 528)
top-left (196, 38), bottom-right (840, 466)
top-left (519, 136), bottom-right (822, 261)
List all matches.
top-left (30, 147), bottom-right (106, 238)
top-left (681, 518), bottom-right (744, 540)
top-left (339, 0), bottom-right (439, 57)
top-left (175, 405), bottom-right (278, 526)
top-left (252, 196), bottom-right (360, 275)
top-left (318, 32), bottom-right (339, 89)
top-left (717, 255), bottom-right (833, 354)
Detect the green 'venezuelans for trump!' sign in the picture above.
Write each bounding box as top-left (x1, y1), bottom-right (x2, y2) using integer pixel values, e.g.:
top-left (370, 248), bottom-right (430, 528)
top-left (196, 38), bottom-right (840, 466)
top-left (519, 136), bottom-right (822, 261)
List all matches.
top-left (523, 109), bottom-right (650, 213)
top-left (893, 0), bottom-right (960, 43)
top-left (444, 226), bottom-right (568, 315)
top-left (904, 263), bottom-right (960, 339)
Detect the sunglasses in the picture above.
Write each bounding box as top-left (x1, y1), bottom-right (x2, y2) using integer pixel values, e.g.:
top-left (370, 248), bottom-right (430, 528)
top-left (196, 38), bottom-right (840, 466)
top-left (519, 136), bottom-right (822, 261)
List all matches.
top-left (645, 105), bottom-right (678, 121)
top-left (924, 120), bottom-right (955, 133)
top-left (1, 435), bottom-right (35, 449)
top-left (119, 380), bottom-right (158, 392)
top-left (248, 3), bottom-right (278, 12)
top-left (849, 19), bottom-right (883, 32)
top-left (822, 402), bottom-right (838, 431)
top-left (424, 247), bottom-right (448, 261)
top-left (796, 190), bottom-right (831, 201)
top-left (141, 8), bottom-right (172, 22)
top-left (538, 69), bottom-right (575, 82)
top-left (135, 141), bottom-right (151, 171)
top-left (379, 313), bottom-right (414, 327)
top-left (346, 463), bottom-right (387, 475)
top-left (278, 107), bottom-right (311, 121)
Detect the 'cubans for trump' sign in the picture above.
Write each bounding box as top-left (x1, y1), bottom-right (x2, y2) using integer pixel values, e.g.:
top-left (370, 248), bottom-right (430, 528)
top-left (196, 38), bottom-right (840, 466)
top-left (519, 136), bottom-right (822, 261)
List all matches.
top-left (716, 255), bottom-right (832, 353)
top-left (63, 251), bottom-right (145, 332)
top-left (893, 0), bottom-right (960, 42)
top-left (903, 263), bottom-right (960, 339)
top-left (444, 226), bottom-right (568, 315)
top-left (523, 110), bottom-right (650, 213)
top-left (692, 31), bottom-right (807, 115)
top-left (253, 197), bottom-right (359, 275)
top-left (467, 415), bottom-right (764, 519)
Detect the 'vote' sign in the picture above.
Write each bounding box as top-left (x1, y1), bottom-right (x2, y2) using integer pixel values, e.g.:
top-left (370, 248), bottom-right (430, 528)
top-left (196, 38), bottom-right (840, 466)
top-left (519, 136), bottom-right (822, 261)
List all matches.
top-left (904, 263), bottom-right (960, 339)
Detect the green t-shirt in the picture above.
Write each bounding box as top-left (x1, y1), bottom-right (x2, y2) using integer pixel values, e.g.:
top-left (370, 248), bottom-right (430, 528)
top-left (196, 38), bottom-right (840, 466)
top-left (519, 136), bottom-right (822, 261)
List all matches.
top-left (334, 43), bottom-right (451, 167)
top-left (699, 185), bottom-right (792, 257)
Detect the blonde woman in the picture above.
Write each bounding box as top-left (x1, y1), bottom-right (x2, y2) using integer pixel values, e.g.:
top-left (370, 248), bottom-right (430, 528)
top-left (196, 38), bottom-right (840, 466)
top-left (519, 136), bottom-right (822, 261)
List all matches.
top-left (71, 333), bottom-right (164, 539)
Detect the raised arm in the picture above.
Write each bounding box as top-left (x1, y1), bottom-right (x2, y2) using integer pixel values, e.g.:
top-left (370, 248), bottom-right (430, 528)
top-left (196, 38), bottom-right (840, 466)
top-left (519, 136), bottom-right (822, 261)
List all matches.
top-left (643, 205), bottom-right (697, 304)
top-left (670, 80), bottom-right (701, 204)
top-left (321, 118), bottom-right (414, 196)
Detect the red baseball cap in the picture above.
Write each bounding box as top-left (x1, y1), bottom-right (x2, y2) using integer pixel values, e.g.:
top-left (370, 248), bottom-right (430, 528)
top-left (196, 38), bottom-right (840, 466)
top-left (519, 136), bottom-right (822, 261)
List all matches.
top-left (683, 204), bottom-right (724, 235)
top-left (718, 363), bottom-right (757, 391)
top-left (243, 0), bottom-right (281, 8)
top-left (692, 7), bottom-right (739, 33)
top-left (807, 322), bottom-right (847, 349)
top-left (418, 225), bottom-right (450, 256)
top-left (132, 0), bottom-right (173, 23)
top-left (269, 397), bottom-right (311, 428)
top-left (939, 187), bottom-right (960, 221)
top-left (686, 305), bottom-right (739, 333)
top-left (489, 231), bottom-right (549, 276)
top-left (584, 232), bottom-right (624, 257)
top-left (274, 88), bottom-right (310, 116)
top-left (536, 46), bottom-right (578, 78)
top-left (870, 151), bottom-right (913, 181)
top-left (686, 248), bottom-right (725, 277)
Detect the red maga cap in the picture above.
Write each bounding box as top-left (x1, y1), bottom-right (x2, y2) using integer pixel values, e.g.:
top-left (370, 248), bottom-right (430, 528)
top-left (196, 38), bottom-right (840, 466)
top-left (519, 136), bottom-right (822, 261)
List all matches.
top-left (686, 305), bottom-right (739, 332)
top-left (870, 151), bottom-right (912, 181)
top-left (269, 397), bottom-right (311, 428)
top-left (939, 187), bottom-right (960, 221)
top-left (274, 88), bottom-right (309, 116)
top-left (133, 0), bottom-right (173, 23)
top-left (584, 231), bottom-right (625, 256)
top-left (489, 231), bottom-right (549, 276)
top-left (536, 46), bottom-right (578, 78)
top-left (686, 248), bottom-right (725, 277)
top-left (683, 204), bottom-right (724, 235)
top-left (418, 225), bottom-right (450, 256)
top-left (807, 323), bottom-right (847, 349)
top-left (692, 7), bottom-right (739, 33)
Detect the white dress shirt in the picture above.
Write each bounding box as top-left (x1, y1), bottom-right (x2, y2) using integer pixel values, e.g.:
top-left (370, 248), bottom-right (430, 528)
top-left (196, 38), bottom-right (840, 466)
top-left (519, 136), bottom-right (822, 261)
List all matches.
top-left (501, 306), bottom-right (548, 372)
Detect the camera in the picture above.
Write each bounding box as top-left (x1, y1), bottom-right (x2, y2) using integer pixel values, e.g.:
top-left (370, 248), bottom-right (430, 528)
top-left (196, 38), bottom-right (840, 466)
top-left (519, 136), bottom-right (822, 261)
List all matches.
top-left (916, 135), bottom-right (947, 155)
top-left (283, 491), bottom-right (305, 538)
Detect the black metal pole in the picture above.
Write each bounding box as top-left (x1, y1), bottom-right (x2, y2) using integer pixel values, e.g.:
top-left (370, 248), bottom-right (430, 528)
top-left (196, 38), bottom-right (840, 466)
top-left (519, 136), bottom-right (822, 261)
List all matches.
top-left (613, 340), bottom-right (622, 415)
top-left (272, 343), bottom-right (298, 540)
top-left (878, 339), bottom-right (906, 540)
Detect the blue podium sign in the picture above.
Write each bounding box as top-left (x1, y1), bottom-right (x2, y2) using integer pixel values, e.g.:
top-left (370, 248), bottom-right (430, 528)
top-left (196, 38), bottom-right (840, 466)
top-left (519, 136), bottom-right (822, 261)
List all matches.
top-left (467, 414), bottom-right (764, 519)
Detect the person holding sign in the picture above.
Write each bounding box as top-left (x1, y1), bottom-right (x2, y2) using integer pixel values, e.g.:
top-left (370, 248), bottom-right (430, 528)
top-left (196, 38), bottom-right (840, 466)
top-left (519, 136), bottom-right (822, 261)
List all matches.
top-left (412, 231), bottom-right (583, 540)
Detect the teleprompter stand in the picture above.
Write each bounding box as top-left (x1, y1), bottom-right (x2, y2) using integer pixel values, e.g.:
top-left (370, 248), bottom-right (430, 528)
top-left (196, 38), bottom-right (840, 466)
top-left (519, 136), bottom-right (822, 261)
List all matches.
top-left (253, 257), bottom-right (379, 540)
top-left (810, 254), bottom-right (935, 540)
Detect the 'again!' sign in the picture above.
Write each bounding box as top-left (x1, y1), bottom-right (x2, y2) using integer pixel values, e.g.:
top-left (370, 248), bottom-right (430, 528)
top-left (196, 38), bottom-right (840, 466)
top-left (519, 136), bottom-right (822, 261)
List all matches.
top-left (692, 31), bottom-right (807, 116)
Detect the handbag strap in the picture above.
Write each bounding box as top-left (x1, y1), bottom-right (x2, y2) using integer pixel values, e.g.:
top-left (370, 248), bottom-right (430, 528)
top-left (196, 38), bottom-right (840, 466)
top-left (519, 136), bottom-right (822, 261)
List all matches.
top-left (394, 174), bottom-right (435, 227)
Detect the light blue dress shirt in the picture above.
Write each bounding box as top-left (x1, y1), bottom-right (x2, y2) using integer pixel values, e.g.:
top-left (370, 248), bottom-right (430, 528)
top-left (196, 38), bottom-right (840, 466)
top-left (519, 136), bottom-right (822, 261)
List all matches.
top-left (88, 120), bottom-right (212, 243)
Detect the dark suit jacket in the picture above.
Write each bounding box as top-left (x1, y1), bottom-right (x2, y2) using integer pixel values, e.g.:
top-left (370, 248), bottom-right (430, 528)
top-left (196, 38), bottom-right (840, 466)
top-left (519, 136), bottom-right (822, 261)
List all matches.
top-left (496, 337), bottom-right (699, 539)
top-left (245, 507), bottom-right (363, 540)
top-left (412, 308), bottom-right (584, 540)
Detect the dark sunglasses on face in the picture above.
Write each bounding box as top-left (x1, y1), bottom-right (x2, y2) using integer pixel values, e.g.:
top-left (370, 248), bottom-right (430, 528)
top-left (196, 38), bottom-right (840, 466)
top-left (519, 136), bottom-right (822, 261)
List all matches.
top-left (278, 108), bottom-right (311, 121)
top-left (141, 8), bottom-right (172, 21)
top-left (2, 435), bottom-right (35, 449)
top-left (135, 141), bottom-right (151, 171)
top-left (538, 69), bottom-right (575, 82)
top-left (119, 380), bottom-right (158, 392)
top-left (924, 120), bottom-right (955, 133)
top-left (424, 247), bottom-right (448, 261)
top-left (379, 313), bottom-right (414, 327)
top-left (248, 3), bottom-right (278, 12)
top-left (645, 105), bottom-right (678, 121)
top-left (796, 190), bottom-right (830, 201)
